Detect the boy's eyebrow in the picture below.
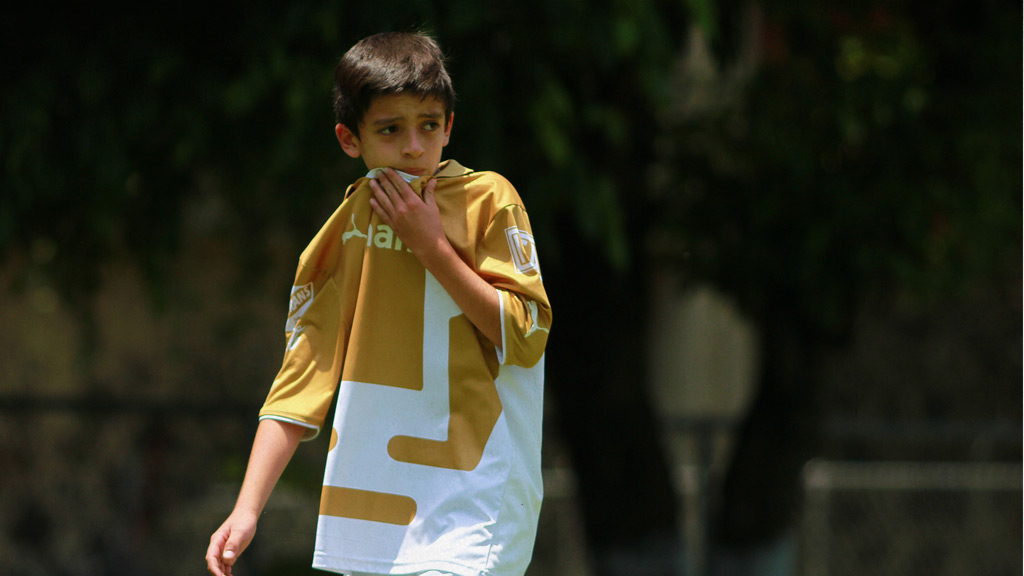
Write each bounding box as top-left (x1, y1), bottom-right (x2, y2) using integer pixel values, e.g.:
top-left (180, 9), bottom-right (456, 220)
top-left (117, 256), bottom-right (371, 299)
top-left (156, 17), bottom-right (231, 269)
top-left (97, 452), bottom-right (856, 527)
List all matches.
top-left (369, 111), bottom-right (445, 126)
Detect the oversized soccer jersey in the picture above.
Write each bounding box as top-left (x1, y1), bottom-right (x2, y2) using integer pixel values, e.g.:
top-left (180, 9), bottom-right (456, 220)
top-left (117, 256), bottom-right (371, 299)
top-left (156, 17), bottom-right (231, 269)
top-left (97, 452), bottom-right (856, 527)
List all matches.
top-left (259, 160), bottom-right (552, 576)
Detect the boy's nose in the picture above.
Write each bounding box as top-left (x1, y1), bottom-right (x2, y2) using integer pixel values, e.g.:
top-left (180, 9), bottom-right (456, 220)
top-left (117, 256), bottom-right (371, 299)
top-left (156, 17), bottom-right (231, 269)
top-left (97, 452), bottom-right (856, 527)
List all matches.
top-left (403, 134), bottom-right (424, 157)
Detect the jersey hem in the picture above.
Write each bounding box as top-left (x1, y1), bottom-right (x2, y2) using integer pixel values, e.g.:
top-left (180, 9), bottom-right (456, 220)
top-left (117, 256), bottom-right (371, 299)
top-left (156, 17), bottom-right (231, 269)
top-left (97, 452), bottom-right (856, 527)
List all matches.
top-left (312, 555), bottom-right (484, 576)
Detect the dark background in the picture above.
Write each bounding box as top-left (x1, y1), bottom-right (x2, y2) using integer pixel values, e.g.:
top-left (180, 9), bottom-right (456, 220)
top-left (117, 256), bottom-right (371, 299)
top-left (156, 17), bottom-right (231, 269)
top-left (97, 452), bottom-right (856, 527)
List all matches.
top-left (1, 1), bottom-right (1020, 575)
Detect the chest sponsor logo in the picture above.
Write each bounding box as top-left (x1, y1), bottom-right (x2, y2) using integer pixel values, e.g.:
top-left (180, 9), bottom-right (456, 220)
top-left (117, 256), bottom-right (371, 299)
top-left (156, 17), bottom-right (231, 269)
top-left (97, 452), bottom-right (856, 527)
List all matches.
top-left (505, 226), bottom-right (539, 274)
top-left (343, 214), bottom-right (409, 252)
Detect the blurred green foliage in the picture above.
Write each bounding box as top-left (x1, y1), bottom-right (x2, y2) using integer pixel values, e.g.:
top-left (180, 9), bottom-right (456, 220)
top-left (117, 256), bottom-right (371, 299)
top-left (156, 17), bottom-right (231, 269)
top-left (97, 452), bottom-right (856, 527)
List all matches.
top-left (3, 1), bottom-right (1016, 323)
top-left (655, 1), bottom-right (1021, 339)
top-left (1, 0), bottom-right (707, 297)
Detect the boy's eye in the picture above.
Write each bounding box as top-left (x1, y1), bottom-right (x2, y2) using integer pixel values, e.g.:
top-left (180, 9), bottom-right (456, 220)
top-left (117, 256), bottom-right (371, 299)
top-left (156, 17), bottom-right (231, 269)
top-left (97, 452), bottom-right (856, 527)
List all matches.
top-left (379, 125), bottom-right (399, 135)
top-left (423, 121), bottom-right (440, 131)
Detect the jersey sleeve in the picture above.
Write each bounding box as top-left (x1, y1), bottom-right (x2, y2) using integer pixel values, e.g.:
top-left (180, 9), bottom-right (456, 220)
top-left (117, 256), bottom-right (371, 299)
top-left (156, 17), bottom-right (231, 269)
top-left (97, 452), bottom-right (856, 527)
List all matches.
top-left (258, 263), bottom-right (345, 440)
top-left (476, 203), bottom-right (552, 368)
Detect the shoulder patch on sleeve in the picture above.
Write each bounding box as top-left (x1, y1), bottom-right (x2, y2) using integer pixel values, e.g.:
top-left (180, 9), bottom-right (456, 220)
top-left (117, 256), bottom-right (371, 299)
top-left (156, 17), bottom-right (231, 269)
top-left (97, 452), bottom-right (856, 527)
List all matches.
top-left (286, 280), bottom-right (313, 334)
top-left (505, 226), bottom-right (539, 275)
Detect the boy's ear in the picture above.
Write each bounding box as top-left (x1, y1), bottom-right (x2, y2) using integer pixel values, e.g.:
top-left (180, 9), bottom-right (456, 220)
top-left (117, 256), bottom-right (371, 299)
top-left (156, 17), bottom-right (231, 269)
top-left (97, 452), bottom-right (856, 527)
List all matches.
top-left (335, 123), bottom-right (362, 158)
top-left (443, 113), bottom-right (454, 147)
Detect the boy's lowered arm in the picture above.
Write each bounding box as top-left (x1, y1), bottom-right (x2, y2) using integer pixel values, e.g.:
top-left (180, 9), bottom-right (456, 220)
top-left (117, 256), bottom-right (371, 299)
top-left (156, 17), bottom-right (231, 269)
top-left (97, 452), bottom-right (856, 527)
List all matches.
top-left (206, 419), bottom-right (306, 576)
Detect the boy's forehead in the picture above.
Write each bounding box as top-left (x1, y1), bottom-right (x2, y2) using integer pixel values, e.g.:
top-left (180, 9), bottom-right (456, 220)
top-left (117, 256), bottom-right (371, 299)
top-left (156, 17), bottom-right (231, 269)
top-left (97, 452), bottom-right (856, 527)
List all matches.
top-left (363, 93), bottom-right (446, 122)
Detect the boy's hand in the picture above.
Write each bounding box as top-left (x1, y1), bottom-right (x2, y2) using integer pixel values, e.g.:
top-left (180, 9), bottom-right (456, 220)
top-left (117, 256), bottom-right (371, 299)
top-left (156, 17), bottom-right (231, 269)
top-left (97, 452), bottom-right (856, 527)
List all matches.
top-left (369, 167), bottom-right (503, 348)
top-left (369, 169), bottom-right (446, 258)
top-left (206, 510), bottom-right (258, 576)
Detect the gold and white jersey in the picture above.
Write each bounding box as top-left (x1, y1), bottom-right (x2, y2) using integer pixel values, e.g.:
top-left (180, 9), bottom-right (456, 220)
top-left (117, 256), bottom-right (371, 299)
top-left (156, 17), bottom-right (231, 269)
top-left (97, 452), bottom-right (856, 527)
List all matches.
top-left (259, 160), bottom-right (552, 576)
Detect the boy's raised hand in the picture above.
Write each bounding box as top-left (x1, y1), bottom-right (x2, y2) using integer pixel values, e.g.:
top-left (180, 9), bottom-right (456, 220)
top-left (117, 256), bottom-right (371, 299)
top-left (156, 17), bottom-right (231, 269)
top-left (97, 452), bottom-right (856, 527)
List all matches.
top-left (369, 169), bottom-right (446, 258)
top-left (368, 167), bottom-right (503, 348)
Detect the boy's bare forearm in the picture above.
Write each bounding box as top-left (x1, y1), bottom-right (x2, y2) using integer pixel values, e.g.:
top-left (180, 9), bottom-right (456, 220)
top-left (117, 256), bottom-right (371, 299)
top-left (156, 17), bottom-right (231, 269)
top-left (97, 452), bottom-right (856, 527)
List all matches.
top-left (417, 237), bottom-right (502, 349)
top-left (233, 419), bottom-right (306, 516)
top-left (207, 419), bottom-right (304, 575)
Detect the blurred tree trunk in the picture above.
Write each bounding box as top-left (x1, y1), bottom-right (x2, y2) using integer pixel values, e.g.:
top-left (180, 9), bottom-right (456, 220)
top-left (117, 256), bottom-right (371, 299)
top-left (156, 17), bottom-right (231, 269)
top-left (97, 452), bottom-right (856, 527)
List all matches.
top-left (546, 222), bottom-right (683, 575)
top-left (715, 304), bottom-right (829, 547)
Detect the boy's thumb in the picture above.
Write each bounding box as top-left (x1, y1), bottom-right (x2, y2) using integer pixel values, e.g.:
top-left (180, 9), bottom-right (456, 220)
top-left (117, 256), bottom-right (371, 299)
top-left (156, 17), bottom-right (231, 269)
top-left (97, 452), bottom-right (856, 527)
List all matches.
top-left (223, 539), bottom-right (241, 565)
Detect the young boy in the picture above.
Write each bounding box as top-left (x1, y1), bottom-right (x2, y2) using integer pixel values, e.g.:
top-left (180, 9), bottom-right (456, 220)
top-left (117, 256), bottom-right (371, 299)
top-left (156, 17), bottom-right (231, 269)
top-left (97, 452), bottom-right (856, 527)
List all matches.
top-left (206, 32), bottom-right (552, 576)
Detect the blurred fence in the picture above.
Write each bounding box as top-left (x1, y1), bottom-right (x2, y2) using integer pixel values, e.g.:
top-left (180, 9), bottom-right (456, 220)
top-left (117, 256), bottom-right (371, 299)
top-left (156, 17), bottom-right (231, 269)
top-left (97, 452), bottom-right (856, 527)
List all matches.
top-left (799, 418), bottom-right (1023, 576)
top-left (659, 416), bottom-right (1022, 576)
top-left (802, 460), bottom-right (1022, 576)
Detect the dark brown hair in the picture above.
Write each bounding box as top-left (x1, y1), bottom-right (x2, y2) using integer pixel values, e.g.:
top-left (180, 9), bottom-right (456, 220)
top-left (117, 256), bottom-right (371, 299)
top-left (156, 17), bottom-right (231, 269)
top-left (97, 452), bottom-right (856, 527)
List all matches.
top-left (333, 32), bottom-right (455, 135)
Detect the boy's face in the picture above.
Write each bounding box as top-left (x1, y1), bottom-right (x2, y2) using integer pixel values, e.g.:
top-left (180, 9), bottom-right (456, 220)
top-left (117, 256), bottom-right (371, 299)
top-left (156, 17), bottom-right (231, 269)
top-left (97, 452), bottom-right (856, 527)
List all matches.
top-left (336, 93), bottom-right (453, 177)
